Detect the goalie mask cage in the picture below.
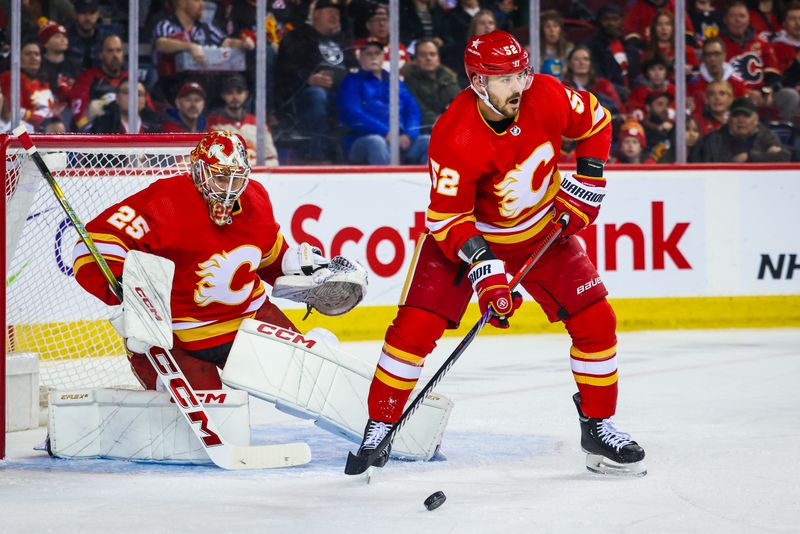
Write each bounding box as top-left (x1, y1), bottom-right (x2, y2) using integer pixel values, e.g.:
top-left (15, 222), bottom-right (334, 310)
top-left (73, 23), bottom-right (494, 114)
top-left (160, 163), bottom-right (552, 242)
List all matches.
top-left (2, 133), bottom-right (205, 458)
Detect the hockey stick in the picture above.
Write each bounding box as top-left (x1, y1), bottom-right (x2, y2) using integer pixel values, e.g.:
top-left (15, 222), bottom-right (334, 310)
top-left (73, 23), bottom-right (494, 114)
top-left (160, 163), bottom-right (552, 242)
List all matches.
top-left (12, 127), bottom-right (311, 469)
top-left (344, 213), bottom-right (570, 475)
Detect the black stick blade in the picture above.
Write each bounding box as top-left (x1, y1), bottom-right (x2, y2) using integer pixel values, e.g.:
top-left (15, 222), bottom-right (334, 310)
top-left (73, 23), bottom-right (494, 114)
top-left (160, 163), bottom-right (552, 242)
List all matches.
top-left (344, 451), bottom-right (370, 475)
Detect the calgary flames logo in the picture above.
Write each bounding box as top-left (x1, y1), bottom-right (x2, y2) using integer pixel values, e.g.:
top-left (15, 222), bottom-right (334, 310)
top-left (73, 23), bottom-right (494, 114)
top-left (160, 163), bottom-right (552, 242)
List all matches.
top-left (495, 143), bottom-right (555, 218)
top-left (192, 131), bottom-right (247, 167)
top-left (194, 246), bottom-right (262, 306)
top-left (730, 52), bottom-right (764, 84)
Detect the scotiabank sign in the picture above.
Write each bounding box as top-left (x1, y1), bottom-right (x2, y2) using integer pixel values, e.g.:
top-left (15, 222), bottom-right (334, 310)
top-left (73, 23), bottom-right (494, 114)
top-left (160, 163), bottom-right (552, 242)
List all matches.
top-left (256, 168), bottom-right (798, 303)
top-left (11, 167), bottom-right (796, 324)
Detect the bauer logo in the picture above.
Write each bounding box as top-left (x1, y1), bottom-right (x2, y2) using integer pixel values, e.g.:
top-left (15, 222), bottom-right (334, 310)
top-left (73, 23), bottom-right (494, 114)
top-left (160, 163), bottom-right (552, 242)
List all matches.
top-left (576, 277), bottom-right (602, 295)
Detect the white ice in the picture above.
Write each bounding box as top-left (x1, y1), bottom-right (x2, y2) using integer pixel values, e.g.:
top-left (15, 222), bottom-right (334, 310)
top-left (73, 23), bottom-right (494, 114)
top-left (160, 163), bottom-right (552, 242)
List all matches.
top-left (2, 328), bottom-right (799, 533)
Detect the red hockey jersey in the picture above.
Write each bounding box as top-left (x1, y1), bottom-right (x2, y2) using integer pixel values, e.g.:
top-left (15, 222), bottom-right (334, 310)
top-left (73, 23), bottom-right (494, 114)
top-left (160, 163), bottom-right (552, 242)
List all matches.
top-left (73, 174), bottom-right (288, 350)
top-left (425, 74), bottom-right (611, 261)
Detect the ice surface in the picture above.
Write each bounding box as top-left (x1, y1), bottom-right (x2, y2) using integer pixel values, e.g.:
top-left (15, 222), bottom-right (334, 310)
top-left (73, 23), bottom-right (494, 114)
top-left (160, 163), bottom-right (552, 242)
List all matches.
top-left (2, 329), bottom-right (799, 533)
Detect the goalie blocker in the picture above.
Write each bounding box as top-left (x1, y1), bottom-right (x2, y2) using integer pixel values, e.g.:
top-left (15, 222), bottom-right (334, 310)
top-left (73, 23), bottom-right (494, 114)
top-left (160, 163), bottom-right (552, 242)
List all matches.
top-left (222, 319), bottom-right (453, 461)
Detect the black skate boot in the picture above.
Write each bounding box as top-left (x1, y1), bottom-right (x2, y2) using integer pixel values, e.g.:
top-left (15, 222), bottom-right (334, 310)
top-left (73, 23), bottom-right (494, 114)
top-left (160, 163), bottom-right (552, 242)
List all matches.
top-left (355, 419), bottom-right (394, 468)
top-left (573, 393), bottom-right (646, 476)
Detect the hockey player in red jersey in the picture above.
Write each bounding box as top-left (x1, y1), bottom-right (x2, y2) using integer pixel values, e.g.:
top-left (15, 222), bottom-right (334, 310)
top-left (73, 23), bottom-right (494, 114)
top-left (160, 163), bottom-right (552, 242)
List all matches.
top-left (351, 30), bottom-right (646, 476)
top-left (73, 130), bottom-right (366, 390)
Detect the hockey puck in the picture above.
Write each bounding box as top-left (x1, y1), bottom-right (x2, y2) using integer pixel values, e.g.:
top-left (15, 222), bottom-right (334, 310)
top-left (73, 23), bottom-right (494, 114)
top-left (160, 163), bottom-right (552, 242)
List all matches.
top-left (424, 491), bottom-right (446, 511)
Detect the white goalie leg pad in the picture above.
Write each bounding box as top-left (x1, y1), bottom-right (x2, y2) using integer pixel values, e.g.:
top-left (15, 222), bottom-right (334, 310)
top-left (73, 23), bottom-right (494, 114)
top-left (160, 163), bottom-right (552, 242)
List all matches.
top-left (121, 250), bottom-right (175, 349)
top-left (48, 388), bottom-right (251, 464)
top-left (221, 319), bottom-right (453, 461)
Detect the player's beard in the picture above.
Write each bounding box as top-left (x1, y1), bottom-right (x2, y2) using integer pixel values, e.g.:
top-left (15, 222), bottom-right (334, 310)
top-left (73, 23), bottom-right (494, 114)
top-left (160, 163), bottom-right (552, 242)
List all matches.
top-left (489, 92), bottom-right (521, 119)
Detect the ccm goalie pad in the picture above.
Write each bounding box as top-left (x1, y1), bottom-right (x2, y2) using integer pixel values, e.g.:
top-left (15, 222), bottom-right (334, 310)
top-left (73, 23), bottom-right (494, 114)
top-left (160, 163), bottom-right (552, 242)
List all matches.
top-left (272, 243), bottom-right (368, 316)
top-left (48, 389), bottom-right (250, 464)
top-left (222, 319), bottom-right (453, 461)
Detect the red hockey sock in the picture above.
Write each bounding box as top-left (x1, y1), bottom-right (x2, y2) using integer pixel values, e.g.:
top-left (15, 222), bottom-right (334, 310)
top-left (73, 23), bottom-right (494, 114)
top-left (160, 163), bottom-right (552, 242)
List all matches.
top-left (563, 298), bottom-right (618, 418)
top-left (367, 306), bottom-right (448, 422)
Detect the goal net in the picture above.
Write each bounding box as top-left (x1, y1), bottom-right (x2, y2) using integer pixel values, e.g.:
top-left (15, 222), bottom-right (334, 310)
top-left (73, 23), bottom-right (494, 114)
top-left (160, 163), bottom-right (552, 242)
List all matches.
top-left (3, 134), bottom-right (204, 417)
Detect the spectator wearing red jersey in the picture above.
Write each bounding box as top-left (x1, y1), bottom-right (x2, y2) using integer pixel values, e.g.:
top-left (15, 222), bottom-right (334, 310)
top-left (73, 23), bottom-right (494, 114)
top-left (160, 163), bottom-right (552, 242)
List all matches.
top-left (747, 0), bottom-right (784, 40)
top-left (696, 79), bottom-right (734, 134)
top-left (688, 37), bottom-right (749, 114)
top-left (642, 10), bottom-right (699, 78)
top-left (160, 81), bottom-right (208, 133)
top-left (206, 74), bottom-right (279, 166)
top-left (774, 2), bottom-right (800, 86)
top-left (152, 0), bottom-right (255, 102)
top-left (0, 39), bottom-right (56, 131)
top-left (39, 19), bottom-right (81, 117)
top-left (628, 54), bottom-right (675, 121)
top-left (69, 33), bottom-right (127, 131)
top-left (623, 0), bottom-right (696, 50)
top-left (719, 0), bottom-right (782, 104)
top-left (354, 5), bottom-right (409, 73)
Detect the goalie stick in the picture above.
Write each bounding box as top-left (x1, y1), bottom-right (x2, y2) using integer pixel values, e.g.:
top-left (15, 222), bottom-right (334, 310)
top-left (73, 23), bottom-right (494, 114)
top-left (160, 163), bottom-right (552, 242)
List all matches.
top-left (12, 127), bottom-right (310, 470)
top-left (344, 213), bottom-right (570, 475)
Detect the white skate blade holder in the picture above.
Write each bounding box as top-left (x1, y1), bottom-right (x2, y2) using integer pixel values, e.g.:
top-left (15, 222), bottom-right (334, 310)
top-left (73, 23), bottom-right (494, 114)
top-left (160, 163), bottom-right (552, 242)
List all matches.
top-left (585, 453), bottom-right (647, 477)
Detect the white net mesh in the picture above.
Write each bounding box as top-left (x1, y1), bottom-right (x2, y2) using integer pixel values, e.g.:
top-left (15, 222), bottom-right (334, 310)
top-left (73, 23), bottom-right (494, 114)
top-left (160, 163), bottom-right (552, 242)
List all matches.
top-left (4, 134), bottom-right (201, 394)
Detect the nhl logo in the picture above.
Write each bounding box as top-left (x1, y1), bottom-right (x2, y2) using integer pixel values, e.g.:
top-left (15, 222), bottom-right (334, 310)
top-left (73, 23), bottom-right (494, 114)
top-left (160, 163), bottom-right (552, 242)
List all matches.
top-left (509, 125), bottom-right (521, 136)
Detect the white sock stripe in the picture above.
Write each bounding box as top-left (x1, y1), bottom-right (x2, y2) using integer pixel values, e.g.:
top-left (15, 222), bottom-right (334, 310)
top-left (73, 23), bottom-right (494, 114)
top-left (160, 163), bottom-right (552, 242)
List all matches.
top-left (570, 355), bottom-right (617, 376)
top-left (377, 351), bottom-right (423, 380)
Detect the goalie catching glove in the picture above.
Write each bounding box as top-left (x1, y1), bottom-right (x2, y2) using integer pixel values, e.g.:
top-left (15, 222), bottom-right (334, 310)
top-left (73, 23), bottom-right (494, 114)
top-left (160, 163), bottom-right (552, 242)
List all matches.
top-left (271, 243), bottom-right (368, 316)
top-left (553, 158), bottom-right (607, 239)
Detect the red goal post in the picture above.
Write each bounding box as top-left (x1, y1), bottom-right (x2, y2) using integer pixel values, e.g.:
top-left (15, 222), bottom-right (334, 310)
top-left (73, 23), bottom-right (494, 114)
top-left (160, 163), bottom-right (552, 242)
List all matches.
top-left (2, 133), bottom-right (205, 459)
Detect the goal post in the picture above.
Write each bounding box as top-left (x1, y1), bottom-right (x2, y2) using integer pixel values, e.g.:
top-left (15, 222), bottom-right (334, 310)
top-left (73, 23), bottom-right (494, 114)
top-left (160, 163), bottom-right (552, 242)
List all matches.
top-left (2, 133), bottom-right (205, 458)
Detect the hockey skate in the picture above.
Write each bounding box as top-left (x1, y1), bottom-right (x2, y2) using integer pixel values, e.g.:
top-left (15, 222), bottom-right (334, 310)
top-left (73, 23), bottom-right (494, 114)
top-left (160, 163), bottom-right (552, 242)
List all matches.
top-left (573, 393), bottom-right (646, 477)
top-left (354, 419), bottom-right (394, 468)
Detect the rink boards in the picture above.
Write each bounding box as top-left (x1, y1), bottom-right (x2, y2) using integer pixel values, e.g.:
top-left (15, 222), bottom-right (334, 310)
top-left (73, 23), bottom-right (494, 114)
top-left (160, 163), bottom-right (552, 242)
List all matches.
top-left (10, 165), bottom-right (800, 341)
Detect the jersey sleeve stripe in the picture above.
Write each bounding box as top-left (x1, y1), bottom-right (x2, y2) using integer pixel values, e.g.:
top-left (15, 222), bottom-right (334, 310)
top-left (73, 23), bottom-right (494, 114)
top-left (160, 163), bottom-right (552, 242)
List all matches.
top-left (258, 232), bottom-right (285, 269)
top-left (427, 213), bottom-right (477, 242)
top-left (573, 94), bottom-right (611, 141)
top-left (72, 254), bottom-right (123, 275)
top-left (482, 213), bottom-right (553, 245)
top-left (426, 211), bottom-right (474, 232)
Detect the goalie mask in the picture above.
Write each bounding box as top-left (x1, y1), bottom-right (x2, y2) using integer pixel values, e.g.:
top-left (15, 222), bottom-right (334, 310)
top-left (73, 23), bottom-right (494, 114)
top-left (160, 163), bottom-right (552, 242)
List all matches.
top-left (191, 131), bottom-right (251, 226)
top-left (464, 30), bottom-right (533, 118)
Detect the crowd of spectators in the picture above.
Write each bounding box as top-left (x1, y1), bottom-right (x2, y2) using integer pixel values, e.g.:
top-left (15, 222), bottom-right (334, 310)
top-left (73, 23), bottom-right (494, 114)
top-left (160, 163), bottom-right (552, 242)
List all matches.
top-left (1, 0), bottom-right (799, 165)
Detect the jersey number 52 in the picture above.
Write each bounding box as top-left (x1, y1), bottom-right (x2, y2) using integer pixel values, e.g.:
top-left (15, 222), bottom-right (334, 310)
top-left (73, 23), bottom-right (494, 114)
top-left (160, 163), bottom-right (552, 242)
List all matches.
top-left (430, 159), bottom-right (461, 197)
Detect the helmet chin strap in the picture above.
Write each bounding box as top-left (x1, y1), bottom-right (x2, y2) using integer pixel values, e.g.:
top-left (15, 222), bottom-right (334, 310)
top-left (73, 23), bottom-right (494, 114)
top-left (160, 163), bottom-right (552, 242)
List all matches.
top-left (470, 75), bottom-right (505, 117)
